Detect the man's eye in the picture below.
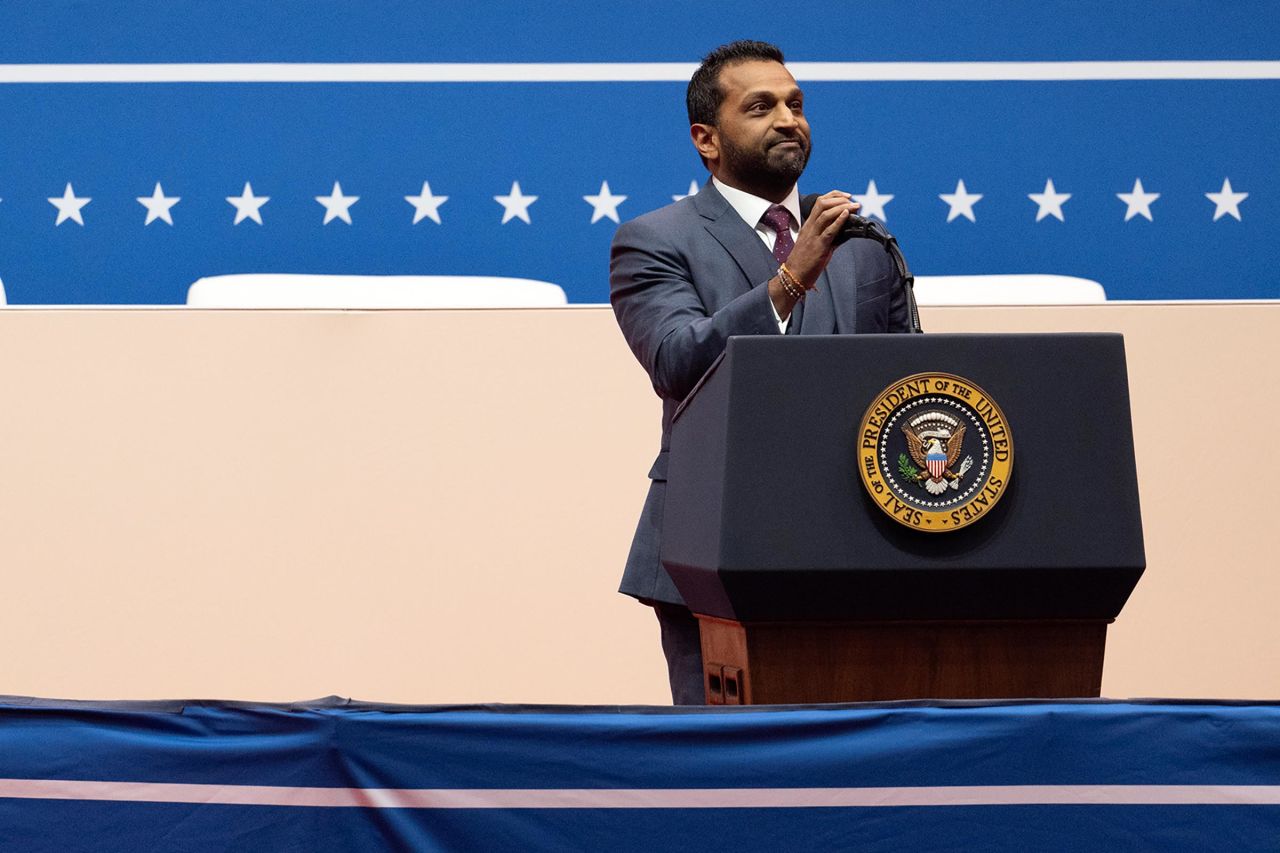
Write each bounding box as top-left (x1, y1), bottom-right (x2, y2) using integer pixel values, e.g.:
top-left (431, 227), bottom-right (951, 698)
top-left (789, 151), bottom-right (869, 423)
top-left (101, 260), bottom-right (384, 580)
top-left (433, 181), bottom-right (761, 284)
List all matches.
top-left (789, 101), bottom-right (803, 111)
top-left (749, 103), bottom-right (769, 112)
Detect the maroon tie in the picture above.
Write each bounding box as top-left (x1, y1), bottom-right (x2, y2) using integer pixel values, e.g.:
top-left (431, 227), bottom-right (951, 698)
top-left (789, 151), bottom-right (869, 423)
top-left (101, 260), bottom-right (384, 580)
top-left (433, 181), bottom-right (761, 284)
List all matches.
top-left (760, 204), bottom-right (794, 263)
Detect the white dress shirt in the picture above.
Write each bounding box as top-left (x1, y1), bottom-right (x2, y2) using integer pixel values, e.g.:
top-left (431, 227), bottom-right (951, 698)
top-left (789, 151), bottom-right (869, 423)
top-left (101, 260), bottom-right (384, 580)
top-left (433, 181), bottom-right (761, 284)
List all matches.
top-left (712, 177), bottom-right (802, 332)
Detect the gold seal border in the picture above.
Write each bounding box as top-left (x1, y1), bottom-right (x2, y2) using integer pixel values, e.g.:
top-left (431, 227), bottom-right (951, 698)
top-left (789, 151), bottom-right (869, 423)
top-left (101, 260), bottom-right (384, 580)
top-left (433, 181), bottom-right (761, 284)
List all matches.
top-left (856, 372), bottom-right (1014, 533)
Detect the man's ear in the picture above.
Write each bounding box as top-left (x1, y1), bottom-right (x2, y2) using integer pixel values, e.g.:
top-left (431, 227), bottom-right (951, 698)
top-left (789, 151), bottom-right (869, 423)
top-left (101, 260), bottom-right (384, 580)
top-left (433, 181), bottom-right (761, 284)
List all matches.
top-left (690, 123), bottom-right (719, 165)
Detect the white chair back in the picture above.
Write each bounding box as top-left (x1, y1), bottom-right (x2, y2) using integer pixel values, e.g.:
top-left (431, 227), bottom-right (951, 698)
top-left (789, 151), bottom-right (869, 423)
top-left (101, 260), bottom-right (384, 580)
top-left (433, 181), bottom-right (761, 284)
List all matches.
top-left (187, 274), bottom-right (568, 308)
top-left (913, 274), bottom-right (1105, 305)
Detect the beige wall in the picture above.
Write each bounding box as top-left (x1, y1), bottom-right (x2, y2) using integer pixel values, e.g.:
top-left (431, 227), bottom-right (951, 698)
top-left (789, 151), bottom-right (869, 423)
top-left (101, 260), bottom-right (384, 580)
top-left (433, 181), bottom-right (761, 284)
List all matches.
top-left (0, 303), bottom-right (1273, 704)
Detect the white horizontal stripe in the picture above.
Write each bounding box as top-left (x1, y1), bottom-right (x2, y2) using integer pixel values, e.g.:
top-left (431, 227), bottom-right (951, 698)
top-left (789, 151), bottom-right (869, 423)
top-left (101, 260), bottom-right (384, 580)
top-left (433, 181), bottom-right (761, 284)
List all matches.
top-left (0, 61), bottom-right (1278, 84)
top-left (795, 60), bottom-right (1280, 81)
top-left (0, 63), bottom-right (695, 83)
top-left (1, 779), bottom-right (1278, 808)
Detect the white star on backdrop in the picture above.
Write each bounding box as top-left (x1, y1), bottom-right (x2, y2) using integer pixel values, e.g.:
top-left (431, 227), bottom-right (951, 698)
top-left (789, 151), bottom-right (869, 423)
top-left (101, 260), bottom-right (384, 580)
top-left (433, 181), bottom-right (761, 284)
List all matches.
top-left (316, 181), bottom-right (359, 225)
top-left (583, 180), bottom-right (626, 224)
top-left (48, 183), bottom-right (91, 226)
top-left (853, 180), bottom-right (893, 222)
top-left (1206, 178), bottom-right (1247, 221)
top-left (136, 182), bottom-right (180, 226)
top-left (405, 181), bottom-right (448, 224)
top-left (226, 182), bottom-right (270, 225)
top-left (1029, 179), bottom-right (1071, 222)
top-left (1116, 179), bottom-right (1159, 222)
top-left (495, 181), bottom-right (537, 224)
top-left (13, 176), bottom-right (1269, 231)
top-left (673, 180), bottom-right (699, 202)
top-left (939, 180), bottom-right (983, 223)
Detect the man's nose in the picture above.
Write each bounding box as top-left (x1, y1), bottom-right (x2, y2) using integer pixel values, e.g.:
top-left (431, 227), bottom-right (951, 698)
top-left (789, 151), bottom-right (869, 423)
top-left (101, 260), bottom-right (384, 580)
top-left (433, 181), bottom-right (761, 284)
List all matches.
top-left (772, 105), bottom-right (799, 130)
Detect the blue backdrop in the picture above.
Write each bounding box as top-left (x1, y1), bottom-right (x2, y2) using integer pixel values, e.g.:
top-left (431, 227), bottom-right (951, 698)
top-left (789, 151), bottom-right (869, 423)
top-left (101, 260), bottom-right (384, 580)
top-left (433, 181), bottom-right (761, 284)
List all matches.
top-left (1, 2), bottom-right (1277, 304)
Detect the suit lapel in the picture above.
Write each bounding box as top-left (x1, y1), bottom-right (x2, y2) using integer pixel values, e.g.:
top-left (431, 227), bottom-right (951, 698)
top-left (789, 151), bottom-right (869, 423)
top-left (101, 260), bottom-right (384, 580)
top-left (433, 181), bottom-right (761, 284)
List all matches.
top-left (798, 267), bottom-right (835, 335)
top-left (695, 182), bottom-right (778, 297)
top-left (824, 247), bottom-right (859, 334)
top-left (795, 199), bottom-right (837, 335)
top-left (785, 290), bottom-right (804, 333)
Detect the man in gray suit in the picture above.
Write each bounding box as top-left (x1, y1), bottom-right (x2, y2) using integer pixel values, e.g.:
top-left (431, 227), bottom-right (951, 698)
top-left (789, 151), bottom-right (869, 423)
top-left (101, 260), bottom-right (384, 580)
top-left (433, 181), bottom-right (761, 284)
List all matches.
top-left (610, 40), bottom-right (913, 704)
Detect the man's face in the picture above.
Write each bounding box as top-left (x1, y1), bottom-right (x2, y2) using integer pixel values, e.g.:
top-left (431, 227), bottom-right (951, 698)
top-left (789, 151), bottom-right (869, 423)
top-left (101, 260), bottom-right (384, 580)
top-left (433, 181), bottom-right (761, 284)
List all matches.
top-left (704, 60), bottom-right (811, 196)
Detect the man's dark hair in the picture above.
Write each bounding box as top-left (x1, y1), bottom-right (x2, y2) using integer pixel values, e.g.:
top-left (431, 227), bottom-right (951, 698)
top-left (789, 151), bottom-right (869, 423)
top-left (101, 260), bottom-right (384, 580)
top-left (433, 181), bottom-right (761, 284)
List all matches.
top-left (686, 40), bottom-right (786, 126)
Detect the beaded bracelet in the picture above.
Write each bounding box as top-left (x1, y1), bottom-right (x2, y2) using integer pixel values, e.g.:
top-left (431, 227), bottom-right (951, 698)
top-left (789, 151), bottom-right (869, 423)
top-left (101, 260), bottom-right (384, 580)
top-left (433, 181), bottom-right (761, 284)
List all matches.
top-left (777, 263), bottom-right (805, 300)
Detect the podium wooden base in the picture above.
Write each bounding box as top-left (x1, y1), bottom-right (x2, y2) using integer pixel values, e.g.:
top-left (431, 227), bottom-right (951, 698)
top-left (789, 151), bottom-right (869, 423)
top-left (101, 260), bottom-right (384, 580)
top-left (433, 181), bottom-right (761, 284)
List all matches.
top-left (697, 616), bottom-right (1108, 705)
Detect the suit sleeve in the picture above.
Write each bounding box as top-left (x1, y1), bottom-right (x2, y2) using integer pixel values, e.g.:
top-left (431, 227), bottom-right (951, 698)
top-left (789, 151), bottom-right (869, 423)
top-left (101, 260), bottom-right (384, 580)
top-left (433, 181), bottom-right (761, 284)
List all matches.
top-left (610, 216), bottom-right (780, 402)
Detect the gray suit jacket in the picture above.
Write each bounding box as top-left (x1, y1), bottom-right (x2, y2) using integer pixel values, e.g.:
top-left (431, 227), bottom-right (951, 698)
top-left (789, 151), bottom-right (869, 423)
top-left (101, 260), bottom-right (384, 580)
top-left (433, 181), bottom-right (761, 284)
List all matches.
top-left (610, 180), bottom-right (911, 605)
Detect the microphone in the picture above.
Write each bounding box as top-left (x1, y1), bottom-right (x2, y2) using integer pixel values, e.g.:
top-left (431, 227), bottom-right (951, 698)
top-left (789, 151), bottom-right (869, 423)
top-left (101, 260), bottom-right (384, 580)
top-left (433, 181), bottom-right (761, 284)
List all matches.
top-left (799, 193), bottom-right (923, 333)
top-left (799, 193), bottom-right (885, 247)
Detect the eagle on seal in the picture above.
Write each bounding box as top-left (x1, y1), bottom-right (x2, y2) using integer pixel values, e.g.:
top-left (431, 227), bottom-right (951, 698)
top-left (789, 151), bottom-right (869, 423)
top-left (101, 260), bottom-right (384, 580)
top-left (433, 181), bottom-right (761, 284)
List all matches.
top-left (902, 414), bottom-right (972, 495)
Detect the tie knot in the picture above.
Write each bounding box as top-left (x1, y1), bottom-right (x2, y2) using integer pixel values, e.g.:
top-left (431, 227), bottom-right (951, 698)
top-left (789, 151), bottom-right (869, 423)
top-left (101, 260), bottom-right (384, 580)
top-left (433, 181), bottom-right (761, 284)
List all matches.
top-left (761, 204), bottom-right (793, 234)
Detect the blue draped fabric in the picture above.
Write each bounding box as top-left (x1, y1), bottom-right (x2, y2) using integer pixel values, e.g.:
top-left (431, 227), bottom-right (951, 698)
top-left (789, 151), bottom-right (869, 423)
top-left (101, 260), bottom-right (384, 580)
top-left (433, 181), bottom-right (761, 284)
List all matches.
top-left (0, 698), bottom-right (1277, 850)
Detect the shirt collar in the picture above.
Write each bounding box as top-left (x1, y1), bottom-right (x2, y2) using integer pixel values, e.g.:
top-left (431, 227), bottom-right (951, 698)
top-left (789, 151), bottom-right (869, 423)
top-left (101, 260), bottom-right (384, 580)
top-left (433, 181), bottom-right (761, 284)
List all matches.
top-left (712, 177), bottom-right (801, 232)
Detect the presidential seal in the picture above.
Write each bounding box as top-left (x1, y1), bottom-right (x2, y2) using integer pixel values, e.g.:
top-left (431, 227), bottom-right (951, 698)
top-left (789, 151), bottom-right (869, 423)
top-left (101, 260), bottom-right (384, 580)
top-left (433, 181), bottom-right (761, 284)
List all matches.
top-left (857, 373), bottom-right (1013, 532)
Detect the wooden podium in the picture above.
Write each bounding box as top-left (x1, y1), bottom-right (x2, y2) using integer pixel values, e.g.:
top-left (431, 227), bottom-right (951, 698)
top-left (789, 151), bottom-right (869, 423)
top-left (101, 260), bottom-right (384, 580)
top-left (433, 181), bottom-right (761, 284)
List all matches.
top-left (661, 334), bottom-right (1145, 705)
top-left (697, 619), bottom-right (1108, 705)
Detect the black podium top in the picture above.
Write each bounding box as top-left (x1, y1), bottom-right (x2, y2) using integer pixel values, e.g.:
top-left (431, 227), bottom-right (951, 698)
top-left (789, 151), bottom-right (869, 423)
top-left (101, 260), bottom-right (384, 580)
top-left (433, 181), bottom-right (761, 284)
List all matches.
top-left (661, 334), bottom-right (1145, 622)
